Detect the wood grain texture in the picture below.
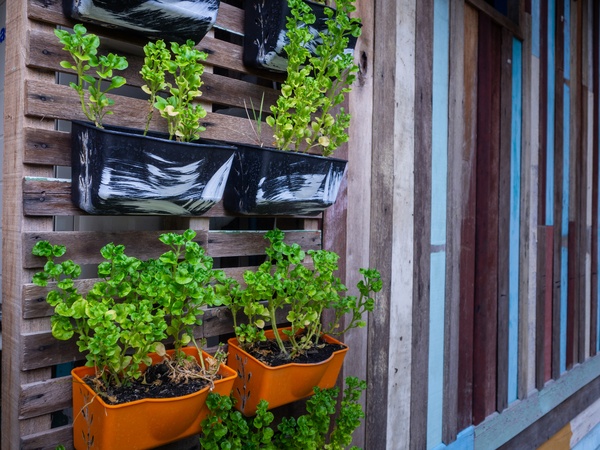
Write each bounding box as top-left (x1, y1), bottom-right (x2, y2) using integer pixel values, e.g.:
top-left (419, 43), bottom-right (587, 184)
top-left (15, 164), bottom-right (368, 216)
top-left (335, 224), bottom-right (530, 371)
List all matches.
top-left (457, 3), bottom-right (478, 430)
top-left (20, 425), bottom-right (73, 450)
top-left (473, 13), bottom-right (501, 425)
top-left (408, 0), bottom-right (433, 447)
top-left (496, 27), bottom-right (513, 414)
top-left (591, 0), bottom-right (599, 357)
top-left (443, 0), bottom-right (465, 441)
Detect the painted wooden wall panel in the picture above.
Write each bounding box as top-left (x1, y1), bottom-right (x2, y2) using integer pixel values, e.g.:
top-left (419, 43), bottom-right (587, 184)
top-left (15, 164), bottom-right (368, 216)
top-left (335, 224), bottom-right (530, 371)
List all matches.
top-left (427, 0), bottom-right (449, 447)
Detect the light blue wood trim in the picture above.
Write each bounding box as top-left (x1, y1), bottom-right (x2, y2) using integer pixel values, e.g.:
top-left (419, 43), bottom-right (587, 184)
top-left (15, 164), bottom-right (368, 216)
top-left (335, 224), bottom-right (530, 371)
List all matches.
top-left (546, 0), bottom-right (555, 226)
top-left (432, 426), bottom-right (475, 450)
top-left (428, 0), bottom-right (449, 447)
top-left (474, 354), bottom-right (600, 448)
top-left (532, 0), bottom-right (540, 57)
top-left (560, 85), bottom-right (570, 374)
top-left (508, 38), bottom-right (522, 404)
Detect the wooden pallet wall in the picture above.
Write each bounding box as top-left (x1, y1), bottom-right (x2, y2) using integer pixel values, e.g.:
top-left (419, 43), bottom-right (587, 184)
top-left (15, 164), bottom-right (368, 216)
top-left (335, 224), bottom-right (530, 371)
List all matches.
top-left (1, 1), bottom-right (339, 448)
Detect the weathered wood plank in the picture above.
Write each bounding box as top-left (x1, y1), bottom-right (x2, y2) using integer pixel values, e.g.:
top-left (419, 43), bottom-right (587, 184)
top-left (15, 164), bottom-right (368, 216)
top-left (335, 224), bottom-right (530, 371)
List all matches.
top-left (443, 0), bottom-right (465, 441)
top-left (21, 425), bottom-right (73, 450)
top-left (472, 13), bottom-right (501, 424)
top-left (19, 377), bottom-right (72, 420)
top-left (496, 26), bottom-right (513, 414)
top-left (23, 229), bottom-right (320, 268)
top-left (407, 0), bottom-right (433, 447)
top-left (465, 0), bottom-right (523, 40)
top-left (457, 3), bottom-right (478, 430)
top-left (591, 1), bottom-right (600, 357)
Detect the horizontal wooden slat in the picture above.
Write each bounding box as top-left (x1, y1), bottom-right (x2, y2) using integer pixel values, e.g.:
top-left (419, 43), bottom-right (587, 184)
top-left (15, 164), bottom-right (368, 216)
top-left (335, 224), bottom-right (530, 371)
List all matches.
top-left (28, 0), bottom-right (244, 39)
top-left (21, 424), bottom-right (73, 450)
top-left (23, 229), bottom-right (321, 268)
top-left (25, 79), bottom-right (274, 145)
top-left (20, 377), bottom-right (72, 420)
top-left (24, 127), bottom-right (70, 166)
top-left (27, 28), bottom-right (279, 113)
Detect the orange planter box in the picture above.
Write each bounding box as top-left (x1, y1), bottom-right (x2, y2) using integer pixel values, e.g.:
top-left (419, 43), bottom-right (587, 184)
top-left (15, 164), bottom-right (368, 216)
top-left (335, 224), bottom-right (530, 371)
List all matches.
top-left (227, 328), bottom-right (348, 416)
top-left (71, 347), bottom-right (236, 450)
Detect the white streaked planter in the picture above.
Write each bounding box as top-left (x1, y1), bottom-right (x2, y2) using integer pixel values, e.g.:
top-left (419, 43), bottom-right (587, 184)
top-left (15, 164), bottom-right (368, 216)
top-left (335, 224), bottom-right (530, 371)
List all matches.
top-left (222, 143), bottom-right (347, 216)
top-left (71, 121), bottom-right (236, 215)
top-left (62, 0), bottom-right (220, 44)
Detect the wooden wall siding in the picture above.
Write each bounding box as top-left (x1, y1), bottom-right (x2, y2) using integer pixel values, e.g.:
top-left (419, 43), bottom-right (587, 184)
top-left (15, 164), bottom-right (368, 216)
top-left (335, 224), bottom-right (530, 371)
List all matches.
top-left (592, 0), bottom-right (599, 358)
top-left (427, 0), bottom-right (449, 447)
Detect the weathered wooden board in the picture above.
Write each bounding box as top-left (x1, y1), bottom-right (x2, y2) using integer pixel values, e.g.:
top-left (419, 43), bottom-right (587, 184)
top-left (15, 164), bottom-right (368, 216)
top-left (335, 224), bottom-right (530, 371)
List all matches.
top-left (457, 3), bottom-right (478, 430)
top-left (472, 13), bottom-right (501, 425)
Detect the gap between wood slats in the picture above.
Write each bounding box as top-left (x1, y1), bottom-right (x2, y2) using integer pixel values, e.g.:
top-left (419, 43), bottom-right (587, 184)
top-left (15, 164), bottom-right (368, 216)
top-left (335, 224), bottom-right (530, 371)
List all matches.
top-left (23, 230), bottom-right (321, 268)
top-left (27, 28), bottom-right (279, 114)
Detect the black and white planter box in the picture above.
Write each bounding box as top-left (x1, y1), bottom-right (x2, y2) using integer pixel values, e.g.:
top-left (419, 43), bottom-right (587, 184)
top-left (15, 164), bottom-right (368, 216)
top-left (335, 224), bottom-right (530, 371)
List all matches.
top-left (62, 0), bottom-right (220, 44)
top-left (71, 121), bottom-right (236, 215)
top-left (243, 0), bottom-right (358, 72)
top-left (223, 143), bottom-right (347, 216)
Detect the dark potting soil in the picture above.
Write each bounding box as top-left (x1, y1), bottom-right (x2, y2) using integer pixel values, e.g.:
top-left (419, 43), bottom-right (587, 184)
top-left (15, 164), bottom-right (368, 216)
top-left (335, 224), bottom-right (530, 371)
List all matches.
top-left (84, 361), bottom-right (219, 405)
top-left (246, 338), bottom-right (346, 367)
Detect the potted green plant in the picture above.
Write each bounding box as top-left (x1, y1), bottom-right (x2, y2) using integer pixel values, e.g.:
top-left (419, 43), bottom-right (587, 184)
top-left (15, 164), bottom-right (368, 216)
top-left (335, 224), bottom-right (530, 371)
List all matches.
top-left (199, 376), bottom-right (367, 449)
top-left (31, 229), bottom-right (237, 450)
top-left (55, 24), bottom-right (236, 216)
top-left (221, 229), bottom-right (381, 415)
top-left (223, 0), bottom-right (362, 216)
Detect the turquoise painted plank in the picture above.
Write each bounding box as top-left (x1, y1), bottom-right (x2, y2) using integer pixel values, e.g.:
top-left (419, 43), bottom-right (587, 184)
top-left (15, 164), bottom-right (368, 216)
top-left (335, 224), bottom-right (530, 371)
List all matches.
top-left (532, 0), bottom-right (540, 57)
top-left (432, 427), bottom-right (475, 450)
top-left (560, 85), bottom-right (570, 374)
top-left (546, 0), bottom-right (555, 226)
top-left (431, 0), bottom-right (449, 247)
top-left (428, 0), bottom-right (449, 447)
top-left (508, 38), bottom-right (522, 404)
top-left (428, 251), bottom-right (447, 450)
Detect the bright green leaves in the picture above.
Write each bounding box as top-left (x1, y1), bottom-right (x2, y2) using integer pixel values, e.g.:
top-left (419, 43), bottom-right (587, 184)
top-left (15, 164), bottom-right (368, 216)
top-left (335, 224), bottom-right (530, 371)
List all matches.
top-left (268, 0), bottom-right (362, 156)
top-left (31, 230), bottom-right (232, 388)
top-left (228, 229), bottom-right (381, 361)
top-left (54, 24), bottom-right (128, 128)
top-left (141, 39), bottom-right (208, 142)
top-left (200, 377), bottom-right (366, 449)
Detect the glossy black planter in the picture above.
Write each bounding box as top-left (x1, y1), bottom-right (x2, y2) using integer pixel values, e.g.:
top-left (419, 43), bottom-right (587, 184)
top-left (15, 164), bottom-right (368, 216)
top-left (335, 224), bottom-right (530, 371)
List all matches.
top-left (62, 0), bottom-right (220, 44)
top-left (243, 0), bottom-right (358, 72)
top-left (71, 121), bottom-right (236, 215)
top-left (223, 144), bottom-right (347, 216)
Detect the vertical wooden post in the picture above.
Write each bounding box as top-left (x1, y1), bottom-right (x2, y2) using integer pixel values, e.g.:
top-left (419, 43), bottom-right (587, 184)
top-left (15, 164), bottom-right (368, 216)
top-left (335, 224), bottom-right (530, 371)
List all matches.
top-left (0, 2), bottom-right (54, 447)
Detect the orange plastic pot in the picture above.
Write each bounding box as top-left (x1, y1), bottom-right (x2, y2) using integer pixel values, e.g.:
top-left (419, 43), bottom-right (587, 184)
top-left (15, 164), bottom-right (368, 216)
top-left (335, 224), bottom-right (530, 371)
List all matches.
top-left (227, 328), bottom-right (348, 416)
top-left (71, 347), bottom-right (236, 450)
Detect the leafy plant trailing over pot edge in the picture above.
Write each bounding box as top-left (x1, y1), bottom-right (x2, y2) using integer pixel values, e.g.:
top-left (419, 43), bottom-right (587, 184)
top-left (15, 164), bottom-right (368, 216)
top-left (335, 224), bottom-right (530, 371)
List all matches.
top-left (199, 376), bottom-right (367, 450)
top-left (223, 229), bottom-right (382, 362)
top-left (32, 229), bottom-right (231, 396)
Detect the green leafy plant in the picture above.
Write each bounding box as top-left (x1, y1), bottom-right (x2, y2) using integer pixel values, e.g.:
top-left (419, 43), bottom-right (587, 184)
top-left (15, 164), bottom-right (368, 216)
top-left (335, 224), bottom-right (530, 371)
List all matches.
top-left (199, 376), bottom-right (367, 450)
top-left (141, 39), bottom-right (208, 142)
top-left (225, 229), bottom-right (382, 361)
top-left (54, 24), bottom-right (128, 128)
top-left (266, 0), bottom-right (362, 156)
top-left (31, 230), bottom-right (230, 391)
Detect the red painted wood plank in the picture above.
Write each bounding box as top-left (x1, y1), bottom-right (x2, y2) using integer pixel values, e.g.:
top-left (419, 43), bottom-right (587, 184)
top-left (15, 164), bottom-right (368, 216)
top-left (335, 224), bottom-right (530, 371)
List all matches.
top-left (473, 14), bottom-right (501, 425)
